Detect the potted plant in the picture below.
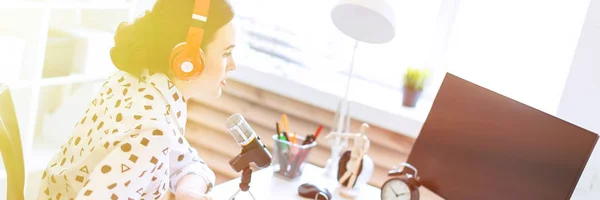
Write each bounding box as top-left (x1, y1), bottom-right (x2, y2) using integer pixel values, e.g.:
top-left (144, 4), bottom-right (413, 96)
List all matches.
top-left (402, 67), bottom-right (429, 107)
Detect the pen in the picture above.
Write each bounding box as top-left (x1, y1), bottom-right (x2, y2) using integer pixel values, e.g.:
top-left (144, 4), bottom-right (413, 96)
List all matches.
top-left (279, 145), bottom-right (289, 174)
top-left (290, 132), bottom-right (297, 156)
top-left (302, 136), bottom-right (314, 145)
top-left (290, 132), bottom-right (296, 145)
top-left (282, 131), bottom-right (290, 142)
top-left (289, 132), bottom-right (299, 169)
top-left (280, 130), bottom-right (292, 174)
top-left (276, 124), bottom-right (290, 174)
top-left (314, 125), bottom-right (323, 140)
top-left (281, 114), bottom-right (290, 133)
top-left (276, 122), bottom-right (281, 138)
top-left (301, 125), bottom-right (322, 145)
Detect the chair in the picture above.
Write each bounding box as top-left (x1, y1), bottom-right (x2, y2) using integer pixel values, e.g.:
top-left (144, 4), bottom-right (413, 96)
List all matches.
top-left (0, 83), bottom-right (25, 200)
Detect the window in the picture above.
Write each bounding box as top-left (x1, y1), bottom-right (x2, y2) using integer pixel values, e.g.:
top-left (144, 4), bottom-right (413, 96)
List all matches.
top-left (442, 0), bottom-right (590, 114)
top-left (230, 0), bottom-right (446, 109)
top-left (349, 0), bottom-right (442, 90)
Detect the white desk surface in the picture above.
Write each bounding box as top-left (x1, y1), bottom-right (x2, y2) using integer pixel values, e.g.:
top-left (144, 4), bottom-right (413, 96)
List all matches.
top-left (208, 164), bottom-right (380, 200)
top-left (208, 164), bottom-right (444, 200)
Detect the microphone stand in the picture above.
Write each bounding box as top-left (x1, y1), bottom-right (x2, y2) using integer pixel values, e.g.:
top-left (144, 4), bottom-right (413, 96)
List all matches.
top-left (228, 167), bottom-right (256, 200)
top-left (225, 113), bottom-right (272, 200)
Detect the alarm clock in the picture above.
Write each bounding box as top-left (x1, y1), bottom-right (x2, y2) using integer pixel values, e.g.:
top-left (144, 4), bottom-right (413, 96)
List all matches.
top-left (380, 162), bottom-right (420, 200)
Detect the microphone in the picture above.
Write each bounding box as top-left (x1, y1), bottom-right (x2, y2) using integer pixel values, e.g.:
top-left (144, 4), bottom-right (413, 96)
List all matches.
top-left (226, 113), bottom-right (272, 172)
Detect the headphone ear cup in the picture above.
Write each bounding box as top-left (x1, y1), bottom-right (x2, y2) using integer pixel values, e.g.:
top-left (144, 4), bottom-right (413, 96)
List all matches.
top-left (170, 43), bottom-right (205, 80)
top-left (170, 42), bottom-right (187, 75)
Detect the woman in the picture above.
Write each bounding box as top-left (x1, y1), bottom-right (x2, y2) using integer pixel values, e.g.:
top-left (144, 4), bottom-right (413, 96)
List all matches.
top-left (37, 0), bottom-right (236, 199)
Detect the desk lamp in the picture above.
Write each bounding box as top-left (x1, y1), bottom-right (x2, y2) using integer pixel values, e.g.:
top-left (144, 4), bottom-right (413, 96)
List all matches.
top-left (324, 0), bottom-right (396, 179)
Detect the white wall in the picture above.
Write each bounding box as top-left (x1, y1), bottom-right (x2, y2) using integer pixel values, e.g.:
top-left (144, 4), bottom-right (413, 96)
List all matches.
top-left (557, 0), bottom-right (600, 198)
top-left (444, 0), bottom-right (590, 115)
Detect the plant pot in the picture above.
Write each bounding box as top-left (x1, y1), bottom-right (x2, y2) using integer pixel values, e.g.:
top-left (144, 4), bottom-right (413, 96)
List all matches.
top-left (403, 87), bottom-right (423, 107)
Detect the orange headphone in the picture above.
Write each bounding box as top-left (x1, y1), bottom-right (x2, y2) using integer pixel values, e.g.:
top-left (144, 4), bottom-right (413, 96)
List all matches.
top-left (169, 0), bottom-right (211, 80)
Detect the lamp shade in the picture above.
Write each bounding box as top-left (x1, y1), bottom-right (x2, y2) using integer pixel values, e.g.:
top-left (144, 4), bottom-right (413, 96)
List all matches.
top-left (331, 0), bottom-right (396, 44)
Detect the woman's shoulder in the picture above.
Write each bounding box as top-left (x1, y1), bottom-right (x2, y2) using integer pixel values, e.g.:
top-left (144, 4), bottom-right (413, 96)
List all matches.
top-left (99, 70), bottom-right (170, 109)
top-left (92, 70), bottom-right (176, 126)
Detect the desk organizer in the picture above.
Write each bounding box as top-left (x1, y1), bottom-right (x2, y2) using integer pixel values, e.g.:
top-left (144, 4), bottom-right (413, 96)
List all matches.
top-left (271, 134), bottom-right (317, 179)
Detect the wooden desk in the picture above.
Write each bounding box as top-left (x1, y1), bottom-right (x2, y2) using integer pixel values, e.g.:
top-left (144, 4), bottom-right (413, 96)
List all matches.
top-left (208, 164), bottom-right (443, 200)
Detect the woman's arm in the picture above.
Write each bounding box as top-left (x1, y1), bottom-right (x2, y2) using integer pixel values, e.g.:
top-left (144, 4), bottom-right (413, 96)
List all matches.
top-left (174, 173), bottom-right (211, 197)
top-left (74, 127), bottom-right (173, 199)
top-left (168, 134), bottom-right (216, 196)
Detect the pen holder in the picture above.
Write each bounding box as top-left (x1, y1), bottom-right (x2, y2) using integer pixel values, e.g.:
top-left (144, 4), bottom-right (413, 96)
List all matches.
top-left (272, 134), bottom-right (317, 179)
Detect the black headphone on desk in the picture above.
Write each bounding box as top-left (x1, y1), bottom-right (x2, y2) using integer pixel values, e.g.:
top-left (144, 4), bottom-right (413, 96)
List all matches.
top-left (169, 0), bottom-right (211, 80)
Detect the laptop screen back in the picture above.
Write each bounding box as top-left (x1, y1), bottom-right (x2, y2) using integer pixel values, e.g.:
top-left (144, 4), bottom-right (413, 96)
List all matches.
top-left (406, 73), bottom-right (598, 200)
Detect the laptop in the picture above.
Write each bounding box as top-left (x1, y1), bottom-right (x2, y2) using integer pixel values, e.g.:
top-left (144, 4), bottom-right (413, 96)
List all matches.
top-left (406, 73), bottom-right (598, 200)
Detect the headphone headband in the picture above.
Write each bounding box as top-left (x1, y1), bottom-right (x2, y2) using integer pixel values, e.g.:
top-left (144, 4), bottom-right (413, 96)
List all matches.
top-left (185, 0), bottom-right (211, 59)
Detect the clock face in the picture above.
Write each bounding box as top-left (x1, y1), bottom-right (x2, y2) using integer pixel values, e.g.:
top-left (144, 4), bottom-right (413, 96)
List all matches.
top-left (381, 178), bottom-right (412, 200)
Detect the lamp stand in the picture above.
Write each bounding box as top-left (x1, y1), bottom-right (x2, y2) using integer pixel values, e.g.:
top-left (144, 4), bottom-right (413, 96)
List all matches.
top-left (324, 40), bottom-right (359, 178)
